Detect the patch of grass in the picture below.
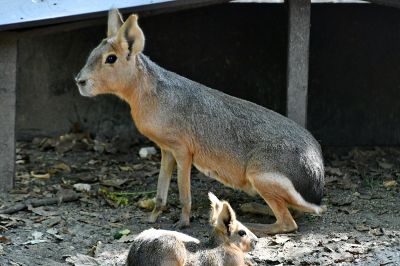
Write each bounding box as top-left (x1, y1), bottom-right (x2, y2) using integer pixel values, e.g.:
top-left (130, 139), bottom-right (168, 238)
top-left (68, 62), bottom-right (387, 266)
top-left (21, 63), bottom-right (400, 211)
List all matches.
top-left (99, 188), bottom-right (156, 206)
top-left (361, 176), bottom-right (380, 189)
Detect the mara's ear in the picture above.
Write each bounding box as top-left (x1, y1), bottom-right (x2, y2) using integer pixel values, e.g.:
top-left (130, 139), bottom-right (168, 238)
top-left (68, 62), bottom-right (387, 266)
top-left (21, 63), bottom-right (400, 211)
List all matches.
top-left (209, 192), bottom-right (222, 211)
top-left (116, 14), bottom-right (145, 58)
top-left (209, 192), bottom-right (222, 225)
top-left (107, 9), bottom-right (123, 37)
top-left (216, 202), bottom-right (237, 235)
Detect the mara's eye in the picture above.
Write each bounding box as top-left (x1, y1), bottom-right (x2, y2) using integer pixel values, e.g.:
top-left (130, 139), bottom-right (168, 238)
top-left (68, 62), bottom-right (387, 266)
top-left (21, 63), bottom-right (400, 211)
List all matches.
top-left (105, 54), bottom-right (117, 64)
top-left (238, 230), bottom-right (246, 237)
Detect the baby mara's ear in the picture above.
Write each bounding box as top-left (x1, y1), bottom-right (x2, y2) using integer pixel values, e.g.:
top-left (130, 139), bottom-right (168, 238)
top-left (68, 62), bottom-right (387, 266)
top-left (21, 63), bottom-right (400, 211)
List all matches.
top-left (107, 9), bottom-right (123, 37)
top-left (209, 192), bottom-right (222, 226)
top-left (209, 192), bottom-right (222, 212)
top-left (116, 14), bottom-right (145, 59)
top-left (209, 192), bottom-right (238, 235)
top-left (217, 201), bottom-right (237, 235)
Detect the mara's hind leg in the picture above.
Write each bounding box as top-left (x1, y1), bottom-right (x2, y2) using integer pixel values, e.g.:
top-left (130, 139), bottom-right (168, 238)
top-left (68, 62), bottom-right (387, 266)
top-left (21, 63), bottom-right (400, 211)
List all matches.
top-left (246, 196), bottom-right (298, 235)
top-left (240, 202), bottom-right (304, 219)
top-left (247, 173), bottom-right (323, 235)
top-left (149, 150), bottom-right (176, 223)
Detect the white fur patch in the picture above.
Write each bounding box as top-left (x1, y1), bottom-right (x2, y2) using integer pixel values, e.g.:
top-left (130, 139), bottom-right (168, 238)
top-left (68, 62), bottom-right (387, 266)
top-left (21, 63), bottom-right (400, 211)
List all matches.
top-left (136, 228), bottom-right (200, 244)
top-left (249, 172), bottom-right (323, 214)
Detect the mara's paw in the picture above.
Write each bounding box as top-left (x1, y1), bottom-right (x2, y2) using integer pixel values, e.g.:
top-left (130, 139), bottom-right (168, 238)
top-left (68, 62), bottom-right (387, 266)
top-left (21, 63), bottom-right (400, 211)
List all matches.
top-left (318, 205), bottom-right (328, 214)
top-left (174, 218), bottom-right (190, 229)
top-left (148, 209), bottom-right (161, 223)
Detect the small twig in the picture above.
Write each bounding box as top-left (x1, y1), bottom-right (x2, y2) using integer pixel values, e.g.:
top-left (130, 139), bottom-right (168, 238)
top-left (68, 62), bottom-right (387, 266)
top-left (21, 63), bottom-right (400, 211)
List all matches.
top-left (0, 193), bottom-right (81, 214)
top-left (0, 225), bottom-right (8, 231)
top-left (111, 190), bottom-right (157, 196)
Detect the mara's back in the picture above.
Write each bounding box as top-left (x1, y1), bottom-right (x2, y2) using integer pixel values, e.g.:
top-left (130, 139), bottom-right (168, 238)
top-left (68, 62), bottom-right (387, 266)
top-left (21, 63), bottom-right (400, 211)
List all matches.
top-left (127, 234), bottom-right (247, 266)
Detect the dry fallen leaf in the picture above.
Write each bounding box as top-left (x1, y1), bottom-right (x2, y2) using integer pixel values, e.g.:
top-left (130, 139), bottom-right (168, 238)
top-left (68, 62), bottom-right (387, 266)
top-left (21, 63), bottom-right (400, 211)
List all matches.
top-left (30, 171), bottom-right (50, 180)
top-left (46, 228), bottom-right (64, 240)
top-left (100, 178), bottom-right (129, 188)
top-left (0, 236), bottom-right (11, 244)
top-left (383, 180), bottom-right (397, 188)
top-left (88, 241), bottom-right (103, 257)
top-left (73, 183), bottom-right (91, 192)
top-left (378, 161), bottom-right (393, 170)
top-left (50, 163), bottom-right (72, 174)
top-left (273, 235), bottom-right (291, 244)
top-left (87, 159), bottom-right (98, 165)
top-left (369, 228), bottom-right (384, 236)
top-left (43, 216), bottom-right (62, 227)
top-left (65, 253), bottom-right (100, 266)
top-left (119, 166), bottom-right (133, 172)
top-left (30, 206), bottom-right (60, 217)
top-left (23, 231), bottom-right (48, 245)
top-left (78, 175), bottom-right (98, 183)
top-left (325, 167), bottom-right (343, 176)
top-left (354, 224), bottom-right (369, 232)
top-left (132, 164), bottom-right (144, 170)
top-left (138, 198), bottom-right (155, 210)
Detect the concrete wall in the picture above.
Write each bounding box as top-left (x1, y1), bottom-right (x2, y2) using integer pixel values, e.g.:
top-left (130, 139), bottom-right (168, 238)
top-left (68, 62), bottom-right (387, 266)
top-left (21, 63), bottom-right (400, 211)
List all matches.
top-left (16, 3), bottom-right (287, 142)
top-left (16, 3), bottom-right (400, 146)
top-left (17, 25), bottom-right (137, 141)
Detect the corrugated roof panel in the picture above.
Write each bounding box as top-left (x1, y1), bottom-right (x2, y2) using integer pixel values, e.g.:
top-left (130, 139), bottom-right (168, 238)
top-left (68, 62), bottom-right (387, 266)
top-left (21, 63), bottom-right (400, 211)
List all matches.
top-left (0, 0), bottom-right (228, 31)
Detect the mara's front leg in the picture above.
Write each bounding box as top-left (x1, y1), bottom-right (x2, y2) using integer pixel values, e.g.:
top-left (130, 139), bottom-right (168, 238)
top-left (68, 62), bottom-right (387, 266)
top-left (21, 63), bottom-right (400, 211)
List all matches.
top-left (174, 148), bottom-right (192, 228)
top-left (148, 149), bottom-right (176, 223)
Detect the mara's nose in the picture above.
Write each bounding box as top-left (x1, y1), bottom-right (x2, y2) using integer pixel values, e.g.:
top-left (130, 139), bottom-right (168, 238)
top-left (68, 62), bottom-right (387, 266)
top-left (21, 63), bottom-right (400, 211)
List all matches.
top-left (75, 76), bottom-right (86, 86)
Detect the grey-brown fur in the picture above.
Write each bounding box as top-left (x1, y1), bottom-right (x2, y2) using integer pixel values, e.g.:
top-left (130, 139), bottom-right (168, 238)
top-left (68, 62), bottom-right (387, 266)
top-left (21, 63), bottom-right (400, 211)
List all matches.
top-left (138, 53), bottom-right (324, 204)
top-left (127, 234), bottom-right (187, 266)
top-left (127, 237), bottom-right (238, 266)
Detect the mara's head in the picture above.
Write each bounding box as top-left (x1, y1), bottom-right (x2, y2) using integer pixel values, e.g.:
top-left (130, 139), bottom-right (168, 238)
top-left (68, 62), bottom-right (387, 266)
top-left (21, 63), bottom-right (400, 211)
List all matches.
top-left (75, 9), bottom-right (144, 98)
top-left (208, 192), bottom-right (258, 252)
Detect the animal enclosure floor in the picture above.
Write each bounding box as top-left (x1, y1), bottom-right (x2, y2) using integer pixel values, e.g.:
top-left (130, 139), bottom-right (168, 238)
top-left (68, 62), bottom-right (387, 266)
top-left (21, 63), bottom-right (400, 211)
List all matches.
top-left (0, 135), bottom-right (399, 265)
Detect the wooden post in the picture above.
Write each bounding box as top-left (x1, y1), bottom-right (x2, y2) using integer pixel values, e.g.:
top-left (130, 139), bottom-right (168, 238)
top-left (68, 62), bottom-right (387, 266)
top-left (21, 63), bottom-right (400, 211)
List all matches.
top-left (286, 0), bottom-right (311, 128)
top-left (0, 36), bottom-right (17, 192)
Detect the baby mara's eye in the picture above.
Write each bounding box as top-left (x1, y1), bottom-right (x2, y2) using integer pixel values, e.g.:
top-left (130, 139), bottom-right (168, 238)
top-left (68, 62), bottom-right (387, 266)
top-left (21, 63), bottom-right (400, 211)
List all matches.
top-left (238, 230), bottom-right (246, 237)
top-left (105, 54), bottom-right (117, 64)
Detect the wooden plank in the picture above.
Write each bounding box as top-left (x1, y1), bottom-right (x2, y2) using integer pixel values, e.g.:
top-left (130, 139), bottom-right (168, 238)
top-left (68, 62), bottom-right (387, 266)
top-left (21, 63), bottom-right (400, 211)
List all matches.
top-left (286, 0), bottom-right (311, 128)
top-left (0, 36), bottom-right (17, 192)
top-left (0, 0), bottom-right (230, 31)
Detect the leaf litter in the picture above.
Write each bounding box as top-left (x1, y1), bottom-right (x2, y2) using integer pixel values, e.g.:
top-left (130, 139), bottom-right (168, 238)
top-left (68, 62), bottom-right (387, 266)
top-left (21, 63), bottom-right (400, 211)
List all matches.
top-left (0, 137), bottom-right (399, 265)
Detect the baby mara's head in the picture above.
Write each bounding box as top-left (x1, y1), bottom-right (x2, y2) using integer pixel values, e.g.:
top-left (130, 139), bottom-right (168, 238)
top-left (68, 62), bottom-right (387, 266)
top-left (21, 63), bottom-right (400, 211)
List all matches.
top-left (208, 192), bottom-right (258, 252)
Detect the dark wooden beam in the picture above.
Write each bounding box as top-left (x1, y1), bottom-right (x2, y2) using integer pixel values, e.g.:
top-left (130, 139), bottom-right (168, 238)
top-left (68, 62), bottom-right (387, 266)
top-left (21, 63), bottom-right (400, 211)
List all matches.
top-left (286, 0), bottom-right (311, 128)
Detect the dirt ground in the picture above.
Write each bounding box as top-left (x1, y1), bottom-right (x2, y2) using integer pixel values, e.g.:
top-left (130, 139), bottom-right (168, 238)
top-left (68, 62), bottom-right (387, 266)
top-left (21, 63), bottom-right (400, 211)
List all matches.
top-left (0, 133), bottom-right (399, 265)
